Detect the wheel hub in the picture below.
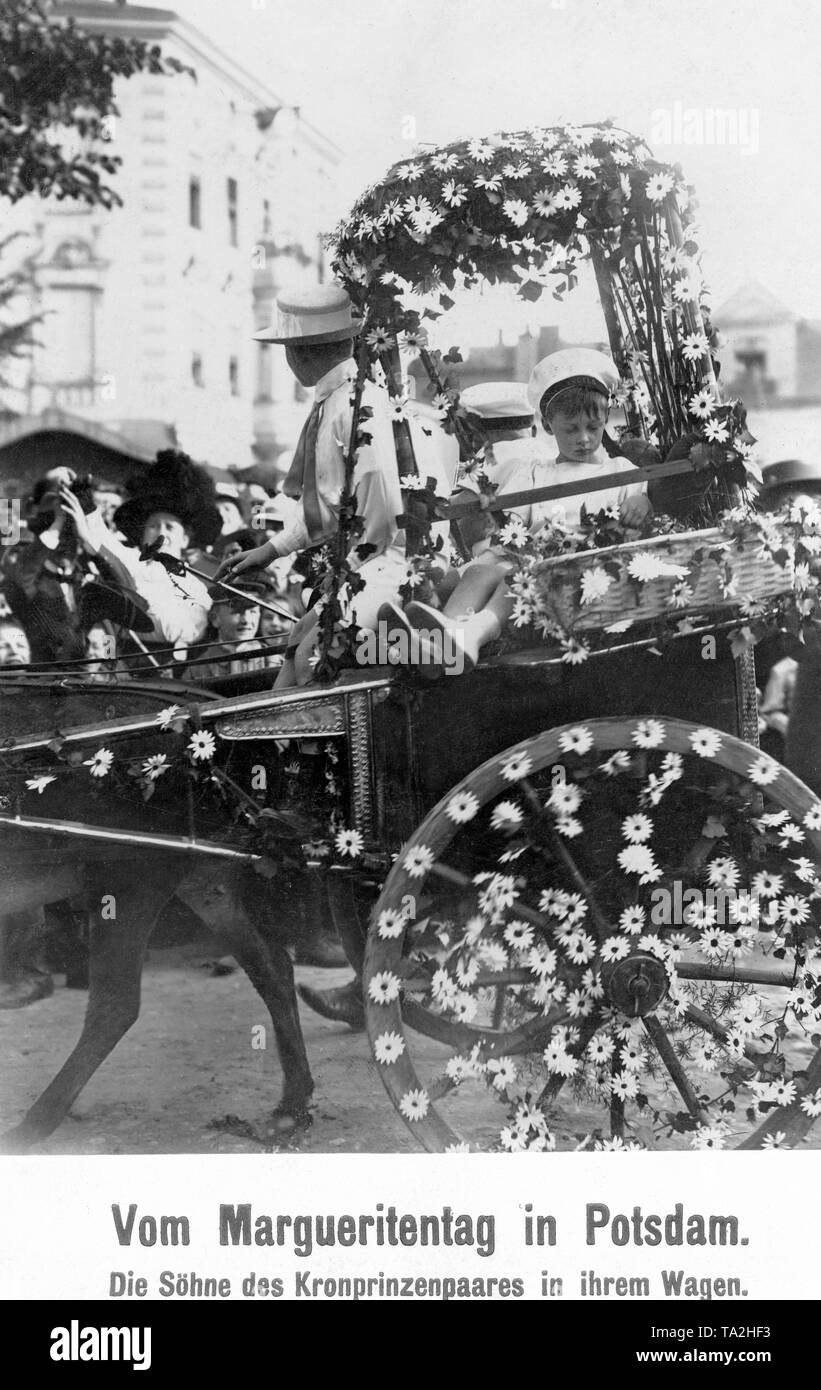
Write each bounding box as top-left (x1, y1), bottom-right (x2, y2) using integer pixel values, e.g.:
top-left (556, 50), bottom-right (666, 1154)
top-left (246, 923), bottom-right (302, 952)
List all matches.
top-left (601, 952), bottom-right (669, 1017)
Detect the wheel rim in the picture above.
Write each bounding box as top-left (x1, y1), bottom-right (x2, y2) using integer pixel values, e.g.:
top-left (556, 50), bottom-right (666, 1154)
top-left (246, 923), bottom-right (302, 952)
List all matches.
top-left (364, 717), bottom-right (821, 1152)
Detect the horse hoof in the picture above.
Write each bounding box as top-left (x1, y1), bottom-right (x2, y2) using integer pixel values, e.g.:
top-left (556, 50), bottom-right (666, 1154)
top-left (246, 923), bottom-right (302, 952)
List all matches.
top-left (266, 1106), bottom-right (313, 1143)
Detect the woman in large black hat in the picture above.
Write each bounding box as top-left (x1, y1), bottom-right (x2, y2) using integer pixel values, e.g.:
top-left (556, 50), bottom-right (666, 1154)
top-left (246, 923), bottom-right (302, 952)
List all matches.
top-left (59, 450), bottom-right (222, 652)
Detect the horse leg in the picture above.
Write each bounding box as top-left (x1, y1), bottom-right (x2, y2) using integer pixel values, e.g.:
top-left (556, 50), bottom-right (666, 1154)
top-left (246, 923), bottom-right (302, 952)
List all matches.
top-left (1, 863), bottom-right (168, 1152)
top-left (176, 863), bottom-right (314, 1136)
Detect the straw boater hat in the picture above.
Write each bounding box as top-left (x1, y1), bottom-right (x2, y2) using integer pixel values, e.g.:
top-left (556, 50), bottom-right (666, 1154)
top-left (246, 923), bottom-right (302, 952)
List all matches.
top-left (114, 450), bottom-right (223, 550)
top-left (527, 348), bottom-right (619, 415)
top-left (460, 382), bottom-right (533, 430)
top-left (253, 282), bottom-right (361, 345)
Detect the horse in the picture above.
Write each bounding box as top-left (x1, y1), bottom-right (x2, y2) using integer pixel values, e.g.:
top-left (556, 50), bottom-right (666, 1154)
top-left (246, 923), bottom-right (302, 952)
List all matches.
top-left (0, 674), bottom-right (315, 1151)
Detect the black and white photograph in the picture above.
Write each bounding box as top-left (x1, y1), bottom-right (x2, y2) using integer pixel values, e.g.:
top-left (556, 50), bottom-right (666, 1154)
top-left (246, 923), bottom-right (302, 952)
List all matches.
top-left (1, 0), bottom-right (821, 1322)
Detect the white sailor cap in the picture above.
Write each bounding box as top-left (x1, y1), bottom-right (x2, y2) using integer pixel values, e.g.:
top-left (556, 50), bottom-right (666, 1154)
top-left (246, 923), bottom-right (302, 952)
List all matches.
top-left (460, 381), bottom-right (533, 423)
top-left (527, 348), bottom-right (619, 414)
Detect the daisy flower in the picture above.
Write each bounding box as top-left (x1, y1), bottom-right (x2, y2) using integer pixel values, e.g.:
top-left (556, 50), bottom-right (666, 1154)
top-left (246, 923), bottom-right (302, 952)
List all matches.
top-left (396, 162), bottom-right (423, 181)
top-left (780, 894), bottom-right (810, 925)
top-left (467, 138), bottom-right (493, 161)
top-left (441, 179), bottom-right (467, 207)
top-left (600, 750), bottom-right (631, 776)
top-left (747, 754), bottom-right (780, 786)
top-left (580, 566), bottom-right (613, 604)
top-left (155, 704), bottom-right (183, 729)
top-left (85, 747), bottom-right (114, 778)
top-left (699, 928), bottom-right (734, 960)
top-left (645, 171), bottom-right (674, 203)
top-left (564, 930), bottom-right (597, 964)
top-left (368, 971), bottom-right (401, 1005)
top-left (431, 151), bottom-right (459, 171)
top-left (803, 804), bottom-right (821, 831)
top-left (487, 1057), bottom-right (518, 1091)
top-left (452, 993), bottom-right (478, 1023)
top-left (632, 719), bottom-right (666, 748)
top-left (532, 187), bottom-right (560, 216)
top-left (690, 1124), bottom-right (728, 1150)
top-left (373, 1031), bottom-right (405, 1064)
top-left (403, 844), bottom-right (434, 878)
top-left (619, 905), bottom-right (646, 935)
top-left (541, 152), bottom-right (567, 177)
top-left (556, 816), bottom-right (583, 838)
top-left (680, 332), bottom-right (710, 363)
top-left (752, 870), bottom-right (783, 898)
top-left (399, 1089), bottom-right (429, 1121)
top-left (574, 153), bottom-right (599, 179)
top-left (703, 419), bottom-right (729, 444)
top-left (503, 198), bottom-right (529, 227)
top-left (500, 751), bottom-right (533, 782)
top-left (689, 388), bottom-right (716, 420)
top-left (622, 813), bottom-right (653, 843)
top-left (557, 725), bottom-right (594, 755)
top-left (25, 775), bottom-right (56, 794)
top-left (366, 325), bottom-right (394, 350)
top-left (445, 790), bottom-right (480, 824)
top-left (187, 730), bottom-right (216, 762)
top-left (761, 1132), bottom-right (788, 1150)
top-left (683, 899), bottom-right (717, 928)
top-left (587, 1034), bottom-right (616, 1064)
top-left (490, 800), bottom-right (523, 832)
top-left (618, 844), bottom-right (661, 882)
top-left (504, 919), bottom-right (534, 950)
top-left (610, 1072), bottom-right (640, 1100)
top-left (548, 782), bottom-right (582, 815)
top-left (688, 727), bottom-right (722, 758)
top-left (600, 935), bottom-right (631, 962)
top-left (141, 754), bottom-right (169, 781)
top-left (335, 827), bottom-right (364, 858)
top-left (431, 968), bottom-right (459, 1007)
top-left (528, 944), bottom-right (558, 977)
top-left (377, 908), bottom-right (405, 940)
top-left (707, 856), bottom-right (740, 889)
top-left (800, 1088), bottom-right (821, 1118)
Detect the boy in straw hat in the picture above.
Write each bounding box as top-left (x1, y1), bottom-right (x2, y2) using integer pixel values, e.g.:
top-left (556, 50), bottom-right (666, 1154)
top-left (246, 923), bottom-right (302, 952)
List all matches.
top-left (217, 281), bottom-right (450, 686)
top-left (400, 349), bottom-right (651, 673)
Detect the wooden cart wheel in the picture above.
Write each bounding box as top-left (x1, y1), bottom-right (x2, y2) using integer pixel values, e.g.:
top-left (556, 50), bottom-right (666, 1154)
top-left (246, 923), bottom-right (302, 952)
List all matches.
top-left (364, 717), bottom-right (821, 1151)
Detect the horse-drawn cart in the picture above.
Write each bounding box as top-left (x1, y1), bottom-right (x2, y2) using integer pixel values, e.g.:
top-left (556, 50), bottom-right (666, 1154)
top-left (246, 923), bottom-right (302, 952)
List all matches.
top-left (3, 122), bottom-right (821, 1154)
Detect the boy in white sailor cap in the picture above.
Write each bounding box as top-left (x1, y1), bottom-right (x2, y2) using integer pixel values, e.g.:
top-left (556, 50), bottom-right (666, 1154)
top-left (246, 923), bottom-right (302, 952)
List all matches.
top-left (217, 282), bottom-right (449, 686)
top-left (402, 349), bottom-right (650, 672)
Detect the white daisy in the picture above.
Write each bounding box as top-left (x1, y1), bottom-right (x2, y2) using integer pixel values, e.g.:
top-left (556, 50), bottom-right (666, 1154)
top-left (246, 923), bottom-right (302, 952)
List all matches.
top-left (618, 844), bottom-right (661, 882)
top-left (398, 1089), bottom-right (429, 1121)
top-left (141, 753), bottom-right (169, 781)
top-left (155, 704), bottom-right (183, 729)
top-left (548, 782), bottom-right (582, 815)
top-left (367, 971), bottom-right (401, 1005)
top-left (557, 725), bottom-right (594, 755)
top-left (500, 751), bottom-right (533, 782)
top-left (487, 1057), bottom-right (518, 1091)
top-left (803, 804), bottom-right (821, 831)
top-left (377, 908), bottom-right (406, 940)
top-left (335, 827), bottom-right (364, 858)
top-left (689, 388), bottom-right (716, 420)
top-left (600, 750), bottom-right (632, 776)
top-left (25, 775), bottom-right (57, 794)
top-left (85, 747), bottom-right (114, 778)
top-left (490, 800), bottom-right (523, 832)
top-left (619, 905), bottom-right (646, 935)
top-left (579, 567), bottom-right (613, 604)
top-left (688, 727), bottom-right (722, 758)
top-left (707, 856), bottom-right (740, 889)
top-left (645, 171), bottom-right (674, 203)
top-left (747, 755), bottom-right (780, 786)
top-left (403, 844), bottom-right (434, 878)
top-left (622, 813), bottom-right (653, 843)
top-left (632, 719), bottom-right (666, 748)
top-left (373, 1031), bottom-right (405, 1064)
top-left (445, 790), bottom-right (480, 824)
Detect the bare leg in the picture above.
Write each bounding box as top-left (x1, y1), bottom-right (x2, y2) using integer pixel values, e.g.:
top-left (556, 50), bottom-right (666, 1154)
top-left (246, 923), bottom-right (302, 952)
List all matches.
top-left (441, 554), bottom-right (508, 619)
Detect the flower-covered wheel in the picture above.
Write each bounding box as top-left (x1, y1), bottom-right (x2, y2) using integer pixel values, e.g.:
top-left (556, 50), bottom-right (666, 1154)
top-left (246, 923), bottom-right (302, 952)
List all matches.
top-left (364, 717), bottom-right (821, 1152)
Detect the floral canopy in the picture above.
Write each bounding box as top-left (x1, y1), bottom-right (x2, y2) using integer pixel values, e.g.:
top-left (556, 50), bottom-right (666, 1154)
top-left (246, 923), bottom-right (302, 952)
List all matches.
top-left (330, 120), bottom-right (753, 468)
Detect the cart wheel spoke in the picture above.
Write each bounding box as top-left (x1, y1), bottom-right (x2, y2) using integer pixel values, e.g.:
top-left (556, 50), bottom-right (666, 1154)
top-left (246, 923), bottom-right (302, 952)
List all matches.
top-left (642, 1012), bottom-right (708, 1123)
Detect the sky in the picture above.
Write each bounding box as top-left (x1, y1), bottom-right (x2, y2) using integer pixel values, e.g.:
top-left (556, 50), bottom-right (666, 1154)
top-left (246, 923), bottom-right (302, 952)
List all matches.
top-left (169, 0), bottom-right (821, 341)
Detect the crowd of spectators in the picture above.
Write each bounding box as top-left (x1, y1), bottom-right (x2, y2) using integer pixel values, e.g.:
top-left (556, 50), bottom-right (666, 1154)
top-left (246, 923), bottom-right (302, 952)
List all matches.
top-left (0, 458), bottom-right (305, 687)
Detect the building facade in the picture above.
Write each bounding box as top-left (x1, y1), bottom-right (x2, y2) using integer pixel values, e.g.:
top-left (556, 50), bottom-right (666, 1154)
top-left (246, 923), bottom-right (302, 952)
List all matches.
top-left (1, 0), bottom-right (341, 479)
top-left (714, 281), bottom-right (821, 407)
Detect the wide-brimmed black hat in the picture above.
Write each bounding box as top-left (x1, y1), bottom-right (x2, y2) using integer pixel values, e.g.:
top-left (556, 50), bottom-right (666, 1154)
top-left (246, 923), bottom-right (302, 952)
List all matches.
top-left (114, 450), bottom-right (222, 549)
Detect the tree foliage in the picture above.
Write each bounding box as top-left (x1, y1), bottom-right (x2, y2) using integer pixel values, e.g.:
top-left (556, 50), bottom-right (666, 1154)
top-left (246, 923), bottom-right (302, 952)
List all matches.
top-left (0, 0), bottom-right (192, 208)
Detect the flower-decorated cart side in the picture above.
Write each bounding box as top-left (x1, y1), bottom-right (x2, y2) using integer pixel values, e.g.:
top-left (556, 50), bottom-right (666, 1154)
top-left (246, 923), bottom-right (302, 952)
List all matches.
top-left (320, 123), bottom-right (821, 1153)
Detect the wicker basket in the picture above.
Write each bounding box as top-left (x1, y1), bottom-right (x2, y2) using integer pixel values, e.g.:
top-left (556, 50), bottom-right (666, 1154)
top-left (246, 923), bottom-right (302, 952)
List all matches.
top-left (531, 527), bottom-right (794, 633)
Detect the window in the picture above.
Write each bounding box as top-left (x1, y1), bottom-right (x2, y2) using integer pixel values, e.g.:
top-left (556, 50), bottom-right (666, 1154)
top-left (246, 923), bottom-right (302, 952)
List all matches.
top-left (227, 177), bottom-right (238, 246)
top-left (189, 176), bottom-right (201, 229)
top-left (229, 355), bottom-right (239, 396)
top-left (191, 353), bottom-right (204, 388)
